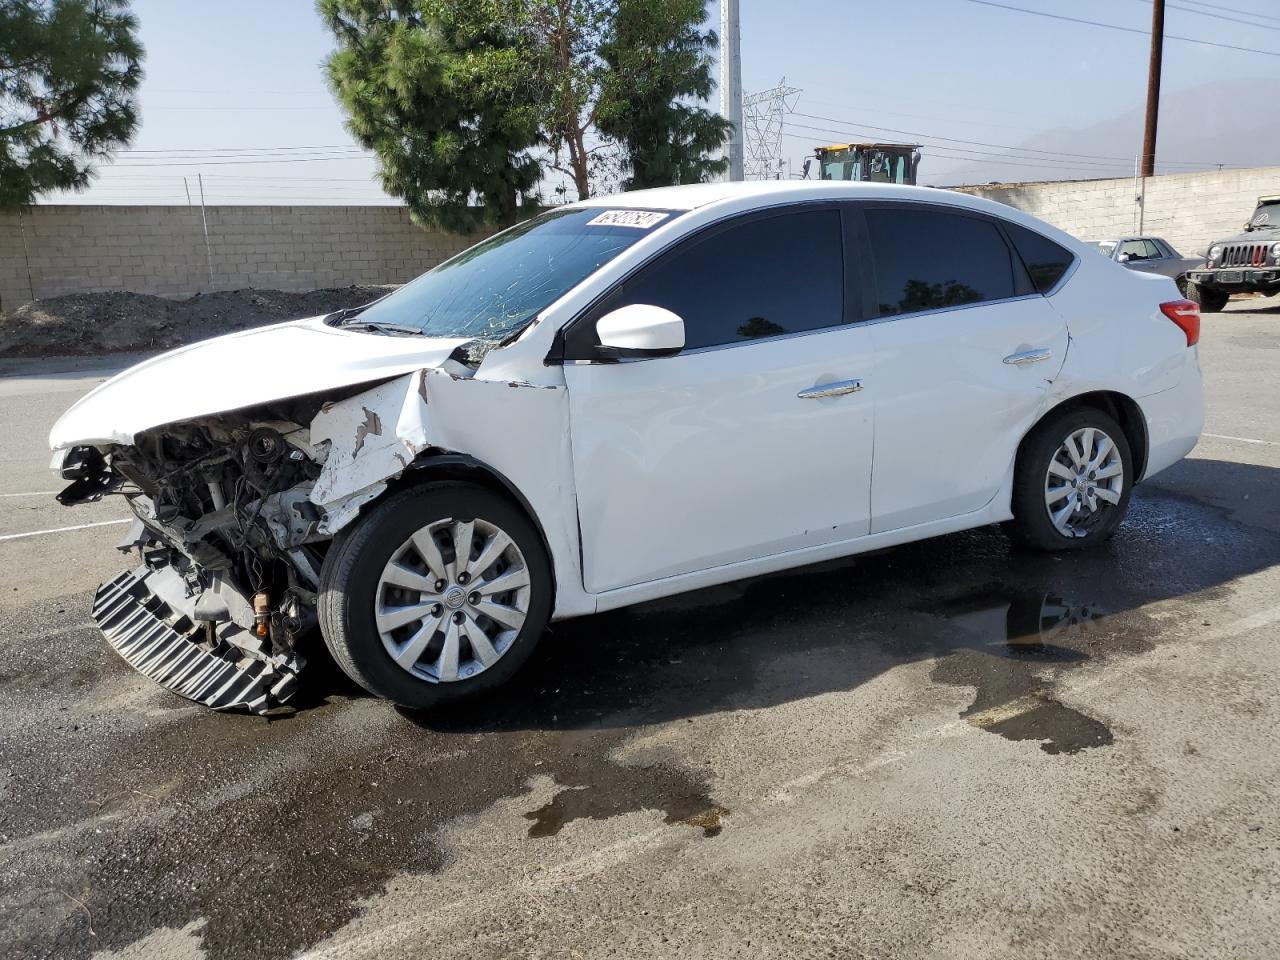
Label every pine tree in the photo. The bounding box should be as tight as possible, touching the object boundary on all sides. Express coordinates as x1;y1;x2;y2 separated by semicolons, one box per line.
320;0;545;232
319;0;731;231
597;0;730;190
0;0;144;212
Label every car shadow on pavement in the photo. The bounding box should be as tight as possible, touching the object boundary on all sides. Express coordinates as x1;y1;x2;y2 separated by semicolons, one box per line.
403;457;1280;746
10;460;1280;960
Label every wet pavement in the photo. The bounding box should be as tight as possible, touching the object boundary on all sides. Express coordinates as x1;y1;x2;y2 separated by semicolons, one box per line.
2;303;1279;960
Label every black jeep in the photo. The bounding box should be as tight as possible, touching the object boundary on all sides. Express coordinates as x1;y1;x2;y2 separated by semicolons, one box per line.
1185;195;1280;312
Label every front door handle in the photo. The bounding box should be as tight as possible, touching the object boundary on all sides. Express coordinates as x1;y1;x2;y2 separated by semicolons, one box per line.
798;378;863;400
1003;348;1052;366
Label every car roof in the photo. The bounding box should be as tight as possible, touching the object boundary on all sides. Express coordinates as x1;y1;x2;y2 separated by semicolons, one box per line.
1096;236;1167;244
570;180;956;212
567;180;1091;257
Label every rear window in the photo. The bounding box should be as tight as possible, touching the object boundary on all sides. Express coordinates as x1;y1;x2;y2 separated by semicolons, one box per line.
1007;223;1076;294
865;207;1016;317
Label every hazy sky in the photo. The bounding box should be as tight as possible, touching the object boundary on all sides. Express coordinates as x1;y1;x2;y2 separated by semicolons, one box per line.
65;0;1280;205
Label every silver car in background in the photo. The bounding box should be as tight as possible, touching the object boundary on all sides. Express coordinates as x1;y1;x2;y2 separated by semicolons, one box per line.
1093;237;1203;295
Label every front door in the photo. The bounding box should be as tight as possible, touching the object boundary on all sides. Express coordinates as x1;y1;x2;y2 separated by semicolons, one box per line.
562;206;876;594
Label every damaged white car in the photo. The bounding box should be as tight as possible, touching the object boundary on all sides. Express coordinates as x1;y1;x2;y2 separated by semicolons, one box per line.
50;182;1204;713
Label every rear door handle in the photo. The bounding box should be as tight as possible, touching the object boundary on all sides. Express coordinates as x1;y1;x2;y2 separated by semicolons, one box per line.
1003;348;1052;366
798;379;863;399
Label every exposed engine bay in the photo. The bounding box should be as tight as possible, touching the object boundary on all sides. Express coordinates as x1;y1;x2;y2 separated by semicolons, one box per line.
60;400;339;712
50;326;574;715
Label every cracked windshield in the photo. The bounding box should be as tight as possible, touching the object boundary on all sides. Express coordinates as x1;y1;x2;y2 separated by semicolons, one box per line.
351;207;675;340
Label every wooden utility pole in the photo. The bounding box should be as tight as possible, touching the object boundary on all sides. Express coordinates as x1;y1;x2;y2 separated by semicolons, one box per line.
1141;0;1165;178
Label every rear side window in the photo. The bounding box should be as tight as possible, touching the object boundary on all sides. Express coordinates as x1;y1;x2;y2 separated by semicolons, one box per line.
612;209;845;351
1006;222;1076;293
865;208;1016;317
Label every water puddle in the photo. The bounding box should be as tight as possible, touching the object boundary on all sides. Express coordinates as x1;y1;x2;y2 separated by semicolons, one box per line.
925;587;1116;754
524;763;727;839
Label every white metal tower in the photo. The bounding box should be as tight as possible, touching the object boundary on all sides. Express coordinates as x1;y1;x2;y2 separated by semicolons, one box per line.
742;79;801;181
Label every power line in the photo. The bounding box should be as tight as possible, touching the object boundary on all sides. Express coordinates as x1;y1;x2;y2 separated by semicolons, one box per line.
1174;0;1280;26
1149;0;1280;32
963;0;1280;57
145;106;333;112
92;175;382;183
117;145;361;155
782;130;1130;174
111;151;367;162
107;154;377;168
786;126;1127;171
790;111;1225;168
783;123;1246;175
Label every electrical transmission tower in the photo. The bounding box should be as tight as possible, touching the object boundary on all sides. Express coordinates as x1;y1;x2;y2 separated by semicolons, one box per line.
742;79;801;181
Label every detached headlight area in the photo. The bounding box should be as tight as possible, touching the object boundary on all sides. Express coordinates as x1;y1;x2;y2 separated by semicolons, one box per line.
57;411;333;713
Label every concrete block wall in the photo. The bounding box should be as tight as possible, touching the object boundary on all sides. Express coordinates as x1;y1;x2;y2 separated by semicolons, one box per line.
0;205;483;310
952;166;1280;256
5;167;1279;309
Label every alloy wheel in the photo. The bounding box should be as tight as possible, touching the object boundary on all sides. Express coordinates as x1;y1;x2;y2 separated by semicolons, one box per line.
374;517;531;683
1043;426;1125;539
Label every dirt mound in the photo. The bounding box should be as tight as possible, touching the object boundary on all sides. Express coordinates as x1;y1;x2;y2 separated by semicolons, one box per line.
0;285;395;358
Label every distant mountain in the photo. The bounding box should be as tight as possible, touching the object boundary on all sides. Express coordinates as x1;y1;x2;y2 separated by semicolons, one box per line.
928;79;1280;187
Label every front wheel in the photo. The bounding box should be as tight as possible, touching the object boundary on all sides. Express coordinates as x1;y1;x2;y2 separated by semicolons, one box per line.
318;482;552;708
1006;408;1134;552
1186;281;1229;313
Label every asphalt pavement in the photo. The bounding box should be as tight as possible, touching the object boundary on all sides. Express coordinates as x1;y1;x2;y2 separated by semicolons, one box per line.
1;304;1278;960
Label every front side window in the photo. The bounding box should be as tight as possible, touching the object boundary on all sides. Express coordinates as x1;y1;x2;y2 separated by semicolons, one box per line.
1118;239;1153;261
610;209;846;351
349;207;675;342
865;207;1016;317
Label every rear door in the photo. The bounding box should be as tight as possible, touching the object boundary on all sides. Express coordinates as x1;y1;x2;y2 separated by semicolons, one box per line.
854;203;1071;534
561;206;876;594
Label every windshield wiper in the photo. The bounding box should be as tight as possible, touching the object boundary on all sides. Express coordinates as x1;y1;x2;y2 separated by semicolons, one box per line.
339;319;427;337
326;305;368;325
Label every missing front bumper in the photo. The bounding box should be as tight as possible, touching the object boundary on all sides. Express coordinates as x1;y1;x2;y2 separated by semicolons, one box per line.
93;567;303;714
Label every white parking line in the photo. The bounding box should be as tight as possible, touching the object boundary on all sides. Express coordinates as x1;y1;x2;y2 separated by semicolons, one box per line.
0;490;59;498
1204;432;1277;447
0;518;131;542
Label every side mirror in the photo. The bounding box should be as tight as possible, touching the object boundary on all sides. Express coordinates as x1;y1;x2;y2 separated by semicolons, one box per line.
595;304;684;359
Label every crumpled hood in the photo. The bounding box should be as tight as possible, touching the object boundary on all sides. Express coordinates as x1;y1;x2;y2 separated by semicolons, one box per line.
50;316;472;448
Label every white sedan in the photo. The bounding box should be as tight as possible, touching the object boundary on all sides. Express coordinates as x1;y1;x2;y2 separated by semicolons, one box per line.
49;181;1204;712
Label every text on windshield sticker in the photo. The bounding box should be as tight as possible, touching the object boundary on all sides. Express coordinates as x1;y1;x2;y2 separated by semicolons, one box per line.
586;210;669;229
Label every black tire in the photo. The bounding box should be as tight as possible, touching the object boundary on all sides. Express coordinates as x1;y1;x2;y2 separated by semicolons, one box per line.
317;481;552;709
1006;407;1134;552
1186;281;1229;313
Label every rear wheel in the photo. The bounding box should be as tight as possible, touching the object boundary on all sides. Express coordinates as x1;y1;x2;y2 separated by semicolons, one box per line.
1186;281;1229;313
318;482;552;708
1007;408;1134;552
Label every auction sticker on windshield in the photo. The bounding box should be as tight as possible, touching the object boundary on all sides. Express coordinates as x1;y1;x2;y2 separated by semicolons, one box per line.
586;210;670;229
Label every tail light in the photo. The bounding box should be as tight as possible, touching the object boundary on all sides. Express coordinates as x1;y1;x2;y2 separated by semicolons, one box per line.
1160;299;1200;346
